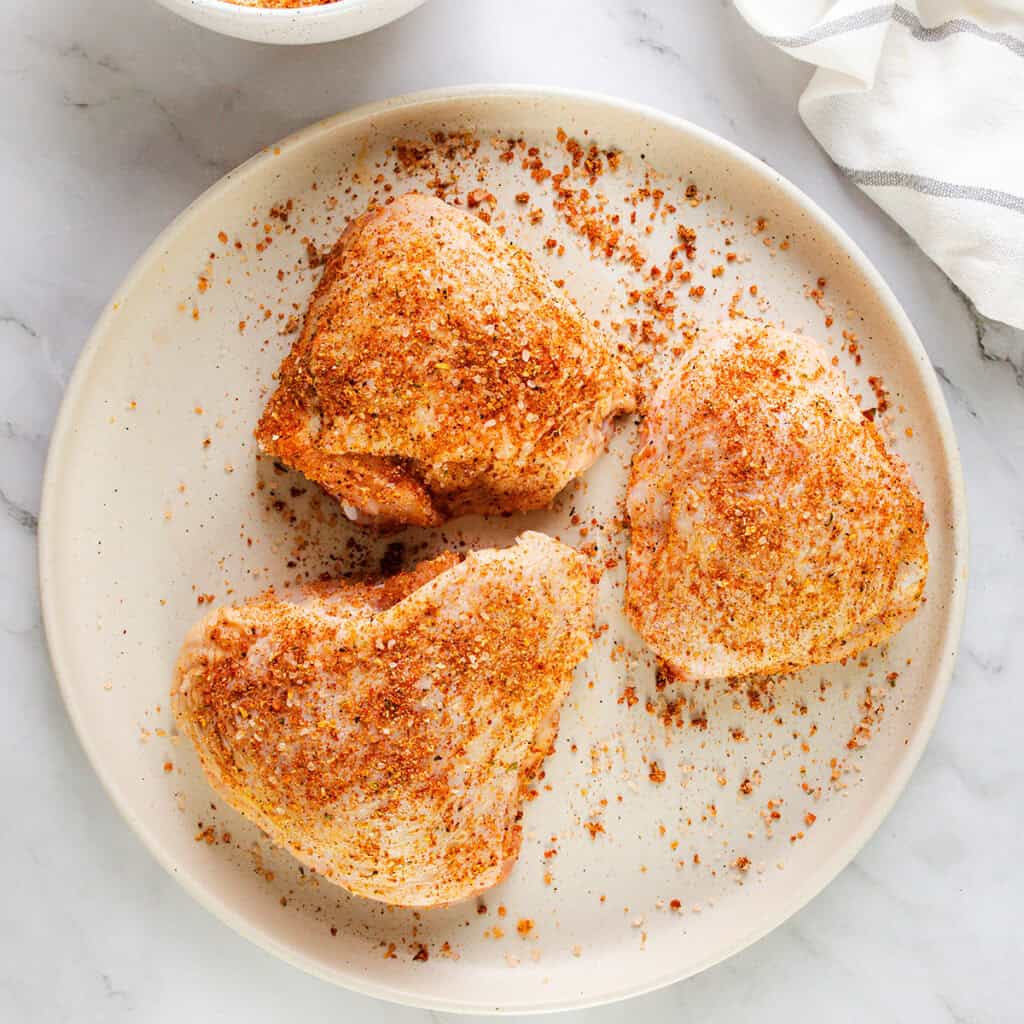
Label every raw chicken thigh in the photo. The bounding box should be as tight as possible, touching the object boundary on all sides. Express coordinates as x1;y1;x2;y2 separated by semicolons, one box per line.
256;192;636;529
172;532;595;907
626;321;928;680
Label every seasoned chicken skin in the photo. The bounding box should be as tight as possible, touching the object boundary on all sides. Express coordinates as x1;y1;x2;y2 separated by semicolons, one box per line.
171;532;595;907
256;192;636;529
626;322;928;679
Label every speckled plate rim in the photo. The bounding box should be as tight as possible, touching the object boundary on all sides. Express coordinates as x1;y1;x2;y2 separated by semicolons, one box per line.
38;84;968;1014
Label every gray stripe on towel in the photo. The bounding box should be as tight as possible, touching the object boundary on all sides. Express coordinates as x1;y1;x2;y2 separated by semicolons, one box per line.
838;166;1024;215
765;4;893;48
891;6;1024;58
767;3;1024;59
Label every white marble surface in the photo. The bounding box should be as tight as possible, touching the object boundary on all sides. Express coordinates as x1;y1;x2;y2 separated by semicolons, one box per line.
1;0;1021;1020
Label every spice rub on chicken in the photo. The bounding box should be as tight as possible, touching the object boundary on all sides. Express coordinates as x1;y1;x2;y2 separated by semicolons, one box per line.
172;532;595;908
256;192;636;530
626;321;928;680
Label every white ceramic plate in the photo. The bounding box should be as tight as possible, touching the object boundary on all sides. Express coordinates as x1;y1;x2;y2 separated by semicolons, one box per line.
154;0;430;44
40;87;967;1014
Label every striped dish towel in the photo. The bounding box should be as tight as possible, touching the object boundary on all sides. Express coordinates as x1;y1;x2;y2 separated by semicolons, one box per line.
734;1;1024;328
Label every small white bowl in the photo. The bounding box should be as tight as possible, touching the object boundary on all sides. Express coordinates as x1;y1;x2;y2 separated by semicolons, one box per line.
155;0;430;44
